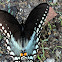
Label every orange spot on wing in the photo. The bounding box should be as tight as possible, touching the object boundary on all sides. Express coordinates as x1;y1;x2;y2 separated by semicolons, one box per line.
20;53;23;56
24;53;27;56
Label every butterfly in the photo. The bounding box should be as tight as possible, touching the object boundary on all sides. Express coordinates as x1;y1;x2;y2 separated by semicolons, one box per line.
0;3;54;61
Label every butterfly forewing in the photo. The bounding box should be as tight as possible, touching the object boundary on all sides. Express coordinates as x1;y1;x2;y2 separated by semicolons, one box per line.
0;10;22;40
24;3;49;39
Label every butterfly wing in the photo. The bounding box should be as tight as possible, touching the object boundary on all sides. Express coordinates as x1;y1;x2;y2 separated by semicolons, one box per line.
0;10;22;56
24;3;49;56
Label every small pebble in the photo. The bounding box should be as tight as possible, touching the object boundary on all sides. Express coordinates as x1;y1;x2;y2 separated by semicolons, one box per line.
56;50;61;57
45;58;55;62
53;0;58;4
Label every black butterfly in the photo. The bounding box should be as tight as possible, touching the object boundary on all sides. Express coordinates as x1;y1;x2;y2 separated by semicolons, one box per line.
0;3;49;61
